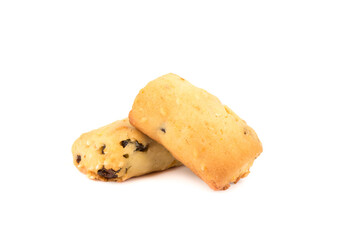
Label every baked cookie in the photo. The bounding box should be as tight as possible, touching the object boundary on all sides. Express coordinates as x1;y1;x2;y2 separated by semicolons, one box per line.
129;73;262;190
72;118;181;182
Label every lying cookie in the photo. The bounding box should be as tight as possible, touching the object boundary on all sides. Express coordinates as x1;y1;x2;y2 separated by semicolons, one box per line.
129;73;262;190
72;118;181;182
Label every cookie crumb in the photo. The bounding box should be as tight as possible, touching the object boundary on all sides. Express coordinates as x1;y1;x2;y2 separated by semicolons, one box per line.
200;163;206;171
193;150;198;158
160;107;166;116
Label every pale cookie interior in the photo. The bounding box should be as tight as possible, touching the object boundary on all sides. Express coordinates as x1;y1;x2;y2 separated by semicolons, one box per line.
72;118;181;182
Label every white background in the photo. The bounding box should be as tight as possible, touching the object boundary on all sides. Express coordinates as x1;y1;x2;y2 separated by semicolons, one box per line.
0;1;358;239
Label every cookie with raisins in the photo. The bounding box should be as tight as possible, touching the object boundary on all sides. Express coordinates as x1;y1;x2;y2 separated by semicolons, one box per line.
72;118;181;182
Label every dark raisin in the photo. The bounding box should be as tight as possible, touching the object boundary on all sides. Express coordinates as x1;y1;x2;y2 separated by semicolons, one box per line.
134;141;148;152
100;145;106;154
123;154;129;158
76;155;81;164
97;167;118;179
160;128;166;133
115;168;122;173
120;139;131;148
244;129;248;135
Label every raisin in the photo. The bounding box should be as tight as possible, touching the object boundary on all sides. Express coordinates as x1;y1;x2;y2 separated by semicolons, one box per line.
100;145;106;154
160;128;166;133
76;155;81;164
97;167;118;179
120;139;131;148
121;139;148;152
244;128;248;135
123;154;129;158
134;141;148;152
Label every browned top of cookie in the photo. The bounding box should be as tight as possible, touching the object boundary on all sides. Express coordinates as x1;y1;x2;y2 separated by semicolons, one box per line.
129;73;262;190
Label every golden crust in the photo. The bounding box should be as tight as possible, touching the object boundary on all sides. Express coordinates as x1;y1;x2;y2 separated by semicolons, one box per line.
72;118;181;182
129;73;262;190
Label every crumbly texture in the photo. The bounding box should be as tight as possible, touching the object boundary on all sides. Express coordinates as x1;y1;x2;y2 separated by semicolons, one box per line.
72;118;181;182
129;73;263;190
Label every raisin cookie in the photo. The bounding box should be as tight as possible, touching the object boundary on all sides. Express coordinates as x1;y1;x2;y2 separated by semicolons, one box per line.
129;73;262;190
72;118;181;182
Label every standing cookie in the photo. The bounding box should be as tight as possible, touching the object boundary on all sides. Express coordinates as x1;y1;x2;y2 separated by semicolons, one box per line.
129;73;262;190
72;118;181;182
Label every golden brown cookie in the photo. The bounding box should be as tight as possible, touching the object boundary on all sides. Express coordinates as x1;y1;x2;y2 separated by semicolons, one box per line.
129;73;262;190
72;118;181;182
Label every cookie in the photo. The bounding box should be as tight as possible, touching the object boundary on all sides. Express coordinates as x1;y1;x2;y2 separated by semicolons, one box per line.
72;118;181;182
129;73;262;190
